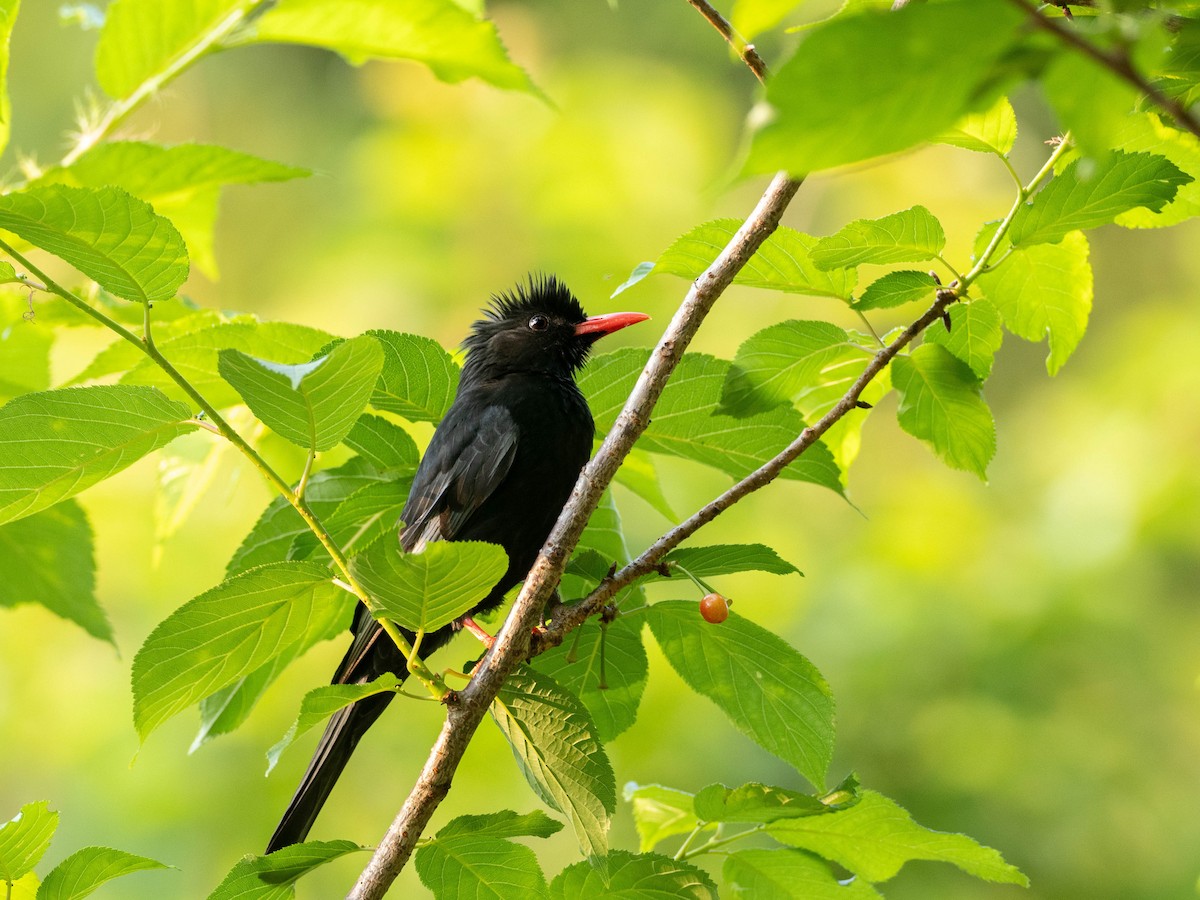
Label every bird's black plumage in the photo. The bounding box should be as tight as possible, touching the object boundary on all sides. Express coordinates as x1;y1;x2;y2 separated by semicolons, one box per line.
266;275;647;852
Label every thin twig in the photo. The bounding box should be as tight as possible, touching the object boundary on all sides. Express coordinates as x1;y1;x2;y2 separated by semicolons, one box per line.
684;0;769;84
1005;0;1200;141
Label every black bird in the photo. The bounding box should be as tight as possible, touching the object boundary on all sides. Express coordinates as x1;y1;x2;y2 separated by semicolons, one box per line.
266;275;648;851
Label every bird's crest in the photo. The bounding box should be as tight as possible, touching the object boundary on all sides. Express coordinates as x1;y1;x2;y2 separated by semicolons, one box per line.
481;273;586;324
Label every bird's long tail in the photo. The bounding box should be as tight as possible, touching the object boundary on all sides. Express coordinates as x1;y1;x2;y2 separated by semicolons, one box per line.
265;689;395;853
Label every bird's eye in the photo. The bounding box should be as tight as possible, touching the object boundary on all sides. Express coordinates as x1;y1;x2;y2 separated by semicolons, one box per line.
528;315;550;332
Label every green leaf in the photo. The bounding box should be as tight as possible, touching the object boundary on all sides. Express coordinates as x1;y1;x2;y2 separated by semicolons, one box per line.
745;0;1023;174
719;320;855;417
123;320;336;409
0;385;191;525
623;784;697;853
853;270;938;311
766;790;1028;884
65;310;223;386
724;849;883;899
46;142;308;277
490;667;617;861
416;837;549;900
811;206;946;270
226;457;383;576
645;601;835;789
639;220;856;301
0;802;57;883
559;491;645;612
436;810;564;841
936;95;1017;156
925;299;1003;379
891;343;995;479
349;540;507;632
612;448;676;521
266;675;400;774
731;0;807;39
343;413;418;471
368;330;460;423
531;612;648;742
288;477;412;562
655;544;801;581
0;319;52;404
95;0;249;99
250;0;538;94
37;847;170;900
1112;115;1200;230
1010;151;1192;246
976;230;1092;375
549;850;717;900
218;335;384;451
9;872;37;900
0;0;20;159
694;783;828;824
206;840;366;900
132;561;351;741
0;185;188;302
0;500;109;641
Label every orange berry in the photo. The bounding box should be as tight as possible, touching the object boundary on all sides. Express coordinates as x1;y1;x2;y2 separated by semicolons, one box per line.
699;593;729;624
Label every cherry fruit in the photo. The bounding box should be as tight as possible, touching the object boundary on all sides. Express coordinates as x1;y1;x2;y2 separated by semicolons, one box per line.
699;593;729;624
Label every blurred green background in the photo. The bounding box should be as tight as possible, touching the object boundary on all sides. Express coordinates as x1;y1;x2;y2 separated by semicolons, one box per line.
2;2;1199;897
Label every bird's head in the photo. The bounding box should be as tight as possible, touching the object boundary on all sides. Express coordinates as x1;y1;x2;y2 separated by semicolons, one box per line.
462;275;649;380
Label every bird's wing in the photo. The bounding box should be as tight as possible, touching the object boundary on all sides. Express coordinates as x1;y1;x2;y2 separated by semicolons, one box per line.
399;403;519;551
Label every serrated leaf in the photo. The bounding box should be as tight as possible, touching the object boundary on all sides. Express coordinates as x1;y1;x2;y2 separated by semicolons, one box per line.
892;343;995;479
132;561;351;741
531;613;648;742
343;413;418;471
490;667;616;861
1010;151;1192;246
218;335;384;452
45;142;308;277
654;544;801;581
0;500;109;641
767;790;1028;884
95;0;250;100
1113;115;1200;229
66;310;223;385
37;847;170;900
925;299;1003;378
0;802;57;883
724;848;883;899
436;810;564;841
549;850;717;900
205;840;366;900
349;540;507;632
719;320;856;417
694;783;828;824
0;185;188;302
123;320;336;409
976;230;1092;375
288;477;411;562
416;837;549;900
645;601;835;789
937;96;1017;156
811;206;945;270
622;784;698;853
266;675;400;774
0;0;20;163
249;0;538;94
746;0;1023;174
0;385;191;525
368;330;460;423
581;350;843;494
853;270;938;311
641;220;856;301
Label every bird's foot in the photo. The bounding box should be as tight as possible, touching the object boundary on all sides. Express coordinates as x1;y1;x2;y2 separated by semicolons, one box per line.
461;616;496;649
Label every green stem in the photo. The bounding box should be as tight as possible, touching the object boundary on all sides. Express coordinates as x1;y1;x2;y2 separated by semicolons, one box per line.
680;824;766;860
61;1;267;167
854;309;884;347
671;561;720;597
673;822;711;860
2;240;444;695
296;449;317;501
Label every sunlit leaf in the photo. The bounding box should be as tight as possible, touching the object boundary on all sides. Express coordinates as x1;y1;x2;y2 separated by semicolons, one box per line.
892;343;994;479
612;447;675;520
549;850;717;899
623;784;697;853
925;299;1003;379
0;318;51;404
937;96;1017;156
0;0;20;160
0;500;109;641
745;0;1023;174
132;561;351;741
694;782;829;823
288;477;411;562
724;849;883;899
0;185;188;302
37;847;170;900
490;667;616;861
343;413;418;471
767;791;1028;884
206;840;366;900
811;206;945;270
415;814;560;900
853;270;938;311
0;801;56;883
0;385;191;525
646;601;834;789
368;330;460;424
435;810;563;840
731;0;808;39
652;544;801;581
349;539;507;632
719;320;855;417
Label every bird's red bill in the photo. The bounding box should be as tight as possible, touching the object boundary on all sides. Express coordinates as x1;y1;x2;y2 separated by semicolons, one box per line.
574;311;651;337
